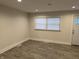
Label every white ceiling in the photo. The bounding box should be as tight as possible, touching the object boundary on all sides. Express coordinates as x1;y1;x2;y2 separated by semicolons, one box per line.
0;0;79;13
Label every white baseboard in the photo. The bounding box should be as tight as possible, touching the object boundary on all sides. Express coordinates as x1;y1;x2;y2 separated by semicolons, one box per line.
0;38;30;54
31;38;71;45
0;38;71;54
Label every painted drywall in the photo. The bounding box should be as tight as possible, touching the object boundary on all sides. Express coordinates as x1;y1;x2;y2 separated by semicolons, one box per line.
0;5;29;51
30;11;76;45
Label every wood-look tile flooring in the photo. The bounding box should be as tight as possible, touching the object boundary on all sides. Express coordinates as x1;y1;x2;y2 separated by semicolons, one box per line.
0;40;79;59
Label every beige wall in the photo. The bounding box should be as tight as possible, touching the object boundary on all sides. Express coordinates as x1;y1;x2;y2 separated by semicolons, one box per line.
0;5;29;51
30;11;76;45
0;4;79;52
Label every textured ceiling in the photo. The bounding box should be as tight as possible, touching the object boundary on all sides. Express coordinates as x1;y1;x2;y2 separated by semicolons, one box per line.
0;0;79;13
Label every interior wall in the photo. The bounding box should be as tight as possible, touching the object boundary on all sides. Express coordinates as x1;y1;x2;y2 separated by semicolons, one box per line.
30;11;75;45
0;5;29;51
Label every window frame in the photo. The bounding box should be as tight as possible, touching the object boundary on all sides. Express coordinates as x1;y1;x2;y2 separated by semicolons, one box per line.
34;16;61;32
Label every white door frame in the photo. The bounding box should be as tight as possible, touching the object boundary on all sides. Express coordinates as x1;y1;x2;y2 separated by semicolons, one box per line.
71;15;79;45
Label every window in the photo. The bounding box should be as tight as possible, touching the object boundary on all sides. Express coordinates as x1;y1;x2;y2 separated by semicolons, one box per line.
34;16;46;30
47;17;60;30
74;16;79;25
34;16;60;31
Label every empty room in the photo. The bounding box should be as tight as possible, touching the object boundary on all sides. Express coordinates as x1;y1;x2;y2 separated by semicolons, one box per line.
0;0;79;59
